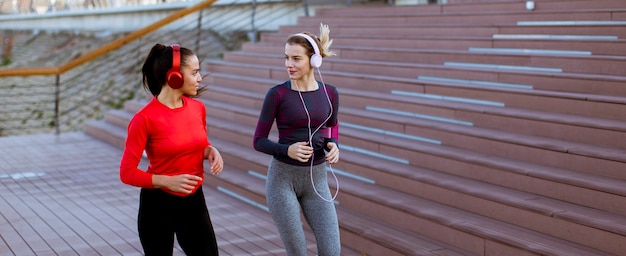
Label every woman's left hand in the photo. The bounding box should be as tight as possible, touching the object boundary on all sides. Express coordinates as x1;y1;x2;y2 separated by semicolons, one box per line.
325;142;340;164
206;146;224;175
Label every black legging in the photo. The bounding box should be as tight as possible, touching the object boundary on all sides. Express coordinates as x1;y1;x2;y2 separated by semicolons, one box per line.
138;186;219;256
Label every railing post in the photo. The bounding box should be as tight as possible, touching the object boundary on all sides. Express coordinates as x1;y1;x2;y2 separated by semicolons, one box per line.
249;0;257;43
302;0;309;17
196;8;203;51
54;74;60;135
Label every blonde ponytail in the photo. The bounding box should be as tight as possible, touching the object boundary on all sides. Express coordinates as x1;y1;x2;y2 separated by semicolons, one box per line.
319;23;336;58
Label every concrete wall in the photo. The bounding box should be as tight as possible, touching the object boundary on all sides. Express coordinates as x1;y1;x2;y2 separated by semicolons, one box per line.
0;0;383;33
0;0;441;34
0;0;335;33
0;1;270;33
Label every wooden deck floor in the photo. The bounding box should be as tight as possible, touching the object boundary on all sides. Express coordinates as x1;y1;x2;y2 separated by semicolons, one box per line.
0;132;360;256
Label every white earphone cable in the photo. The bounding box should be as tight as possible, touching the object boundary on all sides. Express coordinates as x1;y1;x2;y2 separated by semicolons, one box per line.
294;70;339;203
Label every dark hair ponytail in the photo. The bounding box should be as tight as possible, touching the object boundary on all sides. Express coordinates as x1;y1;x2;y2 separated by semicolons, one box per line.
142;44;167;96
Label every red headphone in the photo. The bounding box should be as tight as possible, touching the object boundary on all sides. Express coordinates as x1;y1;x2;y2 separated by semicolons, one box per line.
166;44;183;89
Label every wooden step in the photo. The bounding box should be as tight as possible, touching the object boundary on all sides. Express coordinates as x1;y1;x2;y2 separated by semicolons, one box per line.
205;60;626;150
83;119;126;149
264;32;626;59
207;109;626;246
213;52;626;97
84;89;624;254
89;102;626;255
192;92;626;215
108;97;623;219
199;78;626;182
246;40;626;76
86;112;481;255
315;0;626;17
82;1;626;255
206;126;624;255
206;139;479;256
338;208;477;256
321;58;626;97
277;23;626;39
200;82;626;177
210;55;626;123
299;8;626;27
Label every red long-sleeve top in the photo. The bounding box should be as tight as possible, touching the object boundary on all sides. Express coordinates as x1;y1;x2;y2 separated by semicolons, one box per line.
119;96;210;196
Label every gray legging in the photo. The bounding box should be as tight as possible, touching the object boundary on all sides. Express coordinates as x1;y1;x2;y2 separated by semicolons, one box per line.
266;158;341;256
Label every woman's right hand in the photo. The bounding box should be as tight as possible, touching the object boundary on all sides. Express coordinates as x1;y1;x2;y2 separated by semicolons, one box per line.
153;174;203;195
288;141;313;162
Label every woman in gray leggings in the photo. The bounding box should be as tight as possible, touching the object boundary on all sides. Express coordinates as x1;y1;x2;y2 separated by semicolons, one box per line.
266;159;340;255
253;24;341;255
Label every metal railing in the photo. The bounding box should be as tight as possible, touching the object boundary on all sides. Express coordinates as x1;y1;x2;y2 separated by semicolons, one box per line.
0;0;195;15
0;1;286;135
0;0;306;136
0;0;390;16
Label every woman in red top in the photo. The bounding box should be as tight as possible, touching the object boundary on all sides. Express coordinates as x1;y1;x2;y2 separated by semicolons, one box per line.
120;43;223;255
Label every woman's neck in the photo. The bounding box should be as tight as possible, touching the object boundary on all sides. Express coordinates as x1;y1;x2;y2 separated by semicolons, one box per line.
292;77;318;92
157;89;183;109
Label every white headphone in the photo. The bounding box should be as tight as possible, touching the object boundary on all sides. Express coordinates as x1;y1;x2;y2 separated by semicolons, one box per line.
293;33;338;202
295;33;323;68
